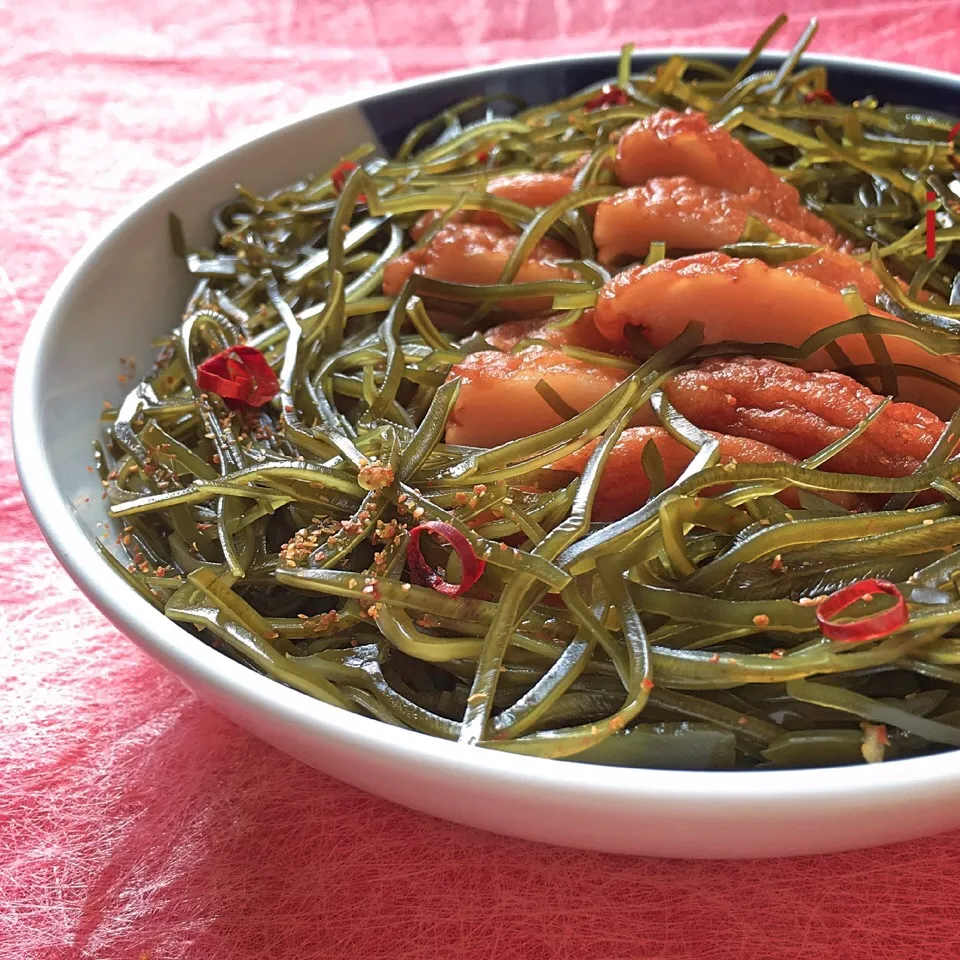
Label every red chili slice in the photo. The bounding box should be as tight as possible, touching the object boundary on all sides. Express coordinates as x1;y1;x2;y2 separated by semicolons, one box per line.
815;578;908;643
802;89;836;105
948;121;960;171
196;345;279;409
330;160;366;202
406;520;486;597
331;160;357;193
585;84;630;111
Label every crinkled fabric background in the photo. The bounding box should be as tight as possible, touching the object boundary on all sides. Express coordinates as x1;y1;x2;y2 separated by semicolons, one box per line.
4;2;960;957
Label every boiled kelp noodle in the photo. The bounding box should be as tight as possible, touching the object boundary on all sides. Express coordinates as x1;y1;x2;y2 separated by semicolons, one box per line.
99;15;960;769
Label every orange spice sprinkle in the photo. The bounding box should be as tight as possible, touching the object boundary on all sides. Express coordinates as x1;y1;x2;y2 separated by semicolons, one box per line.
358;462;395;492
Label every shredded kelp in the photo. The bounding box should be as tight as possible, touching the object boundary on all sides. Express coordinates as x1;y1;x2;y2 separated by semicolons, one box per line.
97;14;960;770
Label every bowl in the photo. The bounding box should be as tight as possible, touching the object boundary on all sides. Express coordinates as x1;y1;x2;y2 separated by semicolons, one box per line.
14;48;960;859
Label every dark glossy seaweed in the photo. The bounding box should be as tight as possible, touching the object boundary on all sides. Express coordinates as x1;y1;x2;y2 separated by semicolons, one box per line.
100;17;960;769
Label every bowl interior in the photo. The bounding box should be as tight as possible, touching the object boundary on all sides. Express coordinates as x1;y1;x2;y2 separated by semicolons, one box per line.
16;48;960;766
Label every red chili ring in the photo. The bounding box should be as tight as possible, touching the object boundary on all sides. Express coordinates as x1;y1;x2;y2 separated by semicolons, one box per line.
331;160;357;193
585;84;630;111
196;344;279;409
330;160;367;202
802;89;836;105
947;121;960;171
406;520;485;597
815;578;908;643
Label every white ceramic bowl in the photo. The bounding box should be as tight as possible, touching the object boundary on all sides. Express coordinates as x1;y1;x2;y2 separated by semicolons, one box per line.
15;49;960;859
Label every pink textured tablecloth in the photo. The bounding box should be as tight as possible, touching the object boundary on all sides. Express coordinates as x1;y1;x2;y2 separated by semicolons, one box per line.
6;2;960;957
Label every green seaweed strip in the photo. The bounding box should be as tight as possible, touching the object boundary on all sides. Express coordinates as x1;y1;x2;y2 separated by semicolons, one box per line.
786;678;960;747
105;24;960;770
534;379;579;420
730;14;787;85
458;407;634;745
166;582;355;711
640;440;667;498
366;282;414;421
